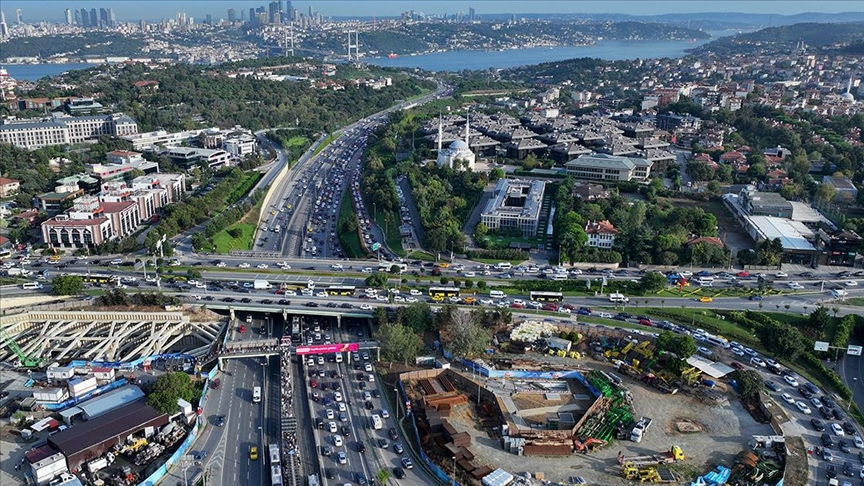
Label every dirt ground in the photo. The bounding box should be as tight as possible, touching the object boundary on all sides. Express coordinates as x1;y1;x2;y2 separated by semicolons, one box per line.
443;358;774;485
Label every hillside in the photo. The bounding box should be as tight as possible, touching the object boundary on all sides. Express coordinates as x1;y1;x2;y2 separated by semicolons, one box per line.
690;22;864;56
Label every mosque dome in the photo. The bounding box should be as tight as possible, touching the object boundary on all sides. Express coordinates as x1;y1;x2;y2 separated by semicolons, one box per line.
840;92;855;102
449;140;469;150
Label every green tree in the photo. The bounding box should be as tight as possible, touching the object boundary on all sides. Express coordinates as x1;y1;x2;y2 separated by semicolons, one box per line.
389;264;402;274
147;372;200;415
377;321;423;365
402;302;434;334
489;168;505;181
441;311;490;358
755;318;806;360
639;272;667;293
186;268;202;280
734;369;764;402
807;306;831;333
365;273;388;288
815;183;837;203
51;275;83;295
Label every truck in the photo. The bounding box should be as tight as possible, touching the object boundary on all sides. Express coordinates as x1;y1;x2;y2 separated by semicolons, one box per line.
630;417;652;443
6;268;31;276
617;446;685;467
253;280;273;290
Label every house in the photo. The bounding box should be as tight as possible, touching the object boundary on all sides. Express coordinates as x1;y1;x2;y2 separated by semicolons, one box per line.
585;220;617;249
571;182;611;201
0;177;21;198
739;189;793;218
565;153;653;182
822;176;858;202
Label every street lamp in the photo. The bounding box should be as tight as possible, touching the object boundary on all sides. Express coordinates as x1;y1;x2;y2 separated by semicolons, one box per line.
451;456;457;486
394;387;400;422
848;377;859;412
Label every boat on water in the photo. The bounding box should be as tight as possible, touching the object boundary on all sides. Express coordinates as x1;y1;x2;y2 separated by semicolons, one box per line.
387;53;398;59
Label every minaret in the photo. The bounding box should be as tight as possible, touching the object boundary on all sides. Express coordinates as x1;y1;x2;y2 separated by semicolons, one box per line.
847;78;853;94
464;108;470;146
437;116;442;152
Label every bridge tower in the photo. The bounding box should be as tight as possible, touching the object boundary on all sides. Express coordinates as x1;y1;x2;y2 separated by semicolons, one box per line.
346;30;359;62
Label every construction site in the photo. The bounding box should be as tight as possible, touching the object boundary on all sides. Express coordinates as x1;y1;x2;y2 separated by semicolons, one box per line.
397;323;777;485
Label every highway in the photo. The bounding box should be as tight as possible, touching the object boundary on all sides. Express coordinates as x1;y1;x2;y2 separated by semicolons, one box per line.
252;81;450;259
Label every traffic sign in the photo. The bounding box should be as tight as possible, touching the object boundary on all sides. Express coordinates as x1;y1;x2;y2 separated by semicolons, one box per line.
814;341;830;352
371;243;381;251
847;345;863;356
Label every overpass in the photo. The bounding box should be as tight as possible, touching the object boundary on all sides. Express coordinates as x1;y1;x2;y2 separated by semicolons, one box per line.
217;338;381;366
202;303;373;327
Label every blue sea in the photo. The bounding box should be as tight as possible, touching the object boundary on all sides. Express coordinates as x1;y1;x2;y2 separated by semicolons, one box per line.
4;35;722;80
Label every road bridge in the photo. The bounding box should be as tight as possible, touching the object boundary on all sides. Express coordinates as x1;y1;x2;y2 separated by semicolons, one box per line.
202;303;373;327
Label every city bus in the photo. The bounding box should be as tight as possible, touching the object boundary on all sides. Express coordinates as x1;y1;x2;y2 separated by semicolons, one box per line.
0;249;11;260
428;287;460;299
325;286;356;296
252;386;262;404
82;274;118;285
529;291;564;302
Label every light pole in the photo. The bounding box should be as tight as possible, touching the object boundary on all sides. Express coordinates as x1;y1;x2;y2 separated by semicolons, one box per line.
451;456;457;486
394;387;399;422
848;377;859;412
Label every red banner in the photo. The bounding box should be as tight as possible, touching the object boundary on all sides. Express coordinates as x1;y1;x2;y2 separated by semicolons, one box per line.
295;343;359;355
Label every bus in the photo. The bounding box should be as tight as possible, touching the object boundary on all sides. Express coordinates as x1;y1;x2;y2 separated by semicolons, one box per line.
269;444;280;465
705;335;730;348
252;386;262;404
326;286;356;296
271;466;283;486
428;287;460;298
82;274;118;285
529;291;564;302
0;249;11;260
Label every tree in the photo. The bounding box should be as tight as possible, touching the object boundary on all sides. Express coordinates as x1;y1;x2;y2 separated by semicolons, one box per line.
402;302;434;334
734;369;765;402
51;275;83;295
489;168;505;181
755;318;806;361
389;264;402;274
365;273;388;288
807;306;831;333
147;372;200;415
639;272;667;294
377;469;392;484
377;321;423;365
441;311;490;358
815;183;837;203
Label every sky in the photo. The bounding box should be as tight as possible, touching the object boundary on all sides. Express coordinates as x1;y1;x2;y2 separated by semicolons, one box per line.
1;0;860;22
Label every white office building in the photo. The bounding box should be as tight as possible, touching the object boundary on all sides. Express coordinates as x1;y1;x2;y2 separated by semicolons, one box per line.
480;179;546;237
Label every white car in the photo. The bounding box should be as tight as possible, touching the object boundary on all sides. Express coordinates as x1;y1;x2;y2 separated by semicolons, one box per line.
783;375;799;387
284;290;297;296
76;255;87;260
215;262;227;267
238;263;250;268
381;409;390;419
844;281;858;287
731;347;745;357
359;303;373;310
333;435;343;446
257;263;269;269
331;264;343;270
316;291;328;297
795;401;812;414
781;393;795;404
405;297;418;303
831;423;845;436
334;391;343;402
775;272;788;278
277;262;291;269
409;289;422;296
326;409;335;419
328;422;337;433
810;397;823;409
750;357;766;367
480;298;494;305
853;435;863;448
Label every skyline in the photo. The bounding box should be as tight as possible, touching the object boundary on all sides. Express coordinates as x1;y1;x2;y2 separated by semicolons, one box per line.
0;1;861;23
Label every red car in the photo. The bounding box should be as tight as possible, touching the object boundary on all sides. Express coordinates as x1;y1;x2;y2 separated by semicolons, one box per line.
737;271;749;278
510;303;524;309
239;325;246;333
638;318;652;326
310;379;318;388
542;303;559;311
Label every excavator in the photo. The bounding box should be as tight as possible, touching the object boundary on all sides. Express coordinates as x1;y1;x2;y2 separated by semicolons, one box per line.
573;437;607;454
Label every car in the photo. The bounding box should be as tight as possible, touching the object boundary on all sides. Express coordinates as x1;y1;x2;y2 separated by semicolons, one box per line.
824;449;835;462
377;438;388;449
749;295;763;301
783;375;799;386
393;443;404;454
401;457;414;469
334;391;343;402
798;386;814;399
389;427;399;440
354;472;367;485
321;445;332;456
854;435;864;448
215;415;226;427
775;272;788;278
833;423;846;436
357;442;366;453
328;422;337;433
360;304;373;310
393;467;406;479
841;441;852;453
812;419;827;431
750;357;766;367
826;463;837;478
325;409;334;419
811;397;824;408
795;401;812;414
698;346;713;356
764;381;782;392
239;325;246;333
249;446;258;460
325;468;335;480
780;393;795;404
844;281;858;287
381;409;390;419
333;435;343;446
337;451;347;464
316;418;324;429
698;296;714;303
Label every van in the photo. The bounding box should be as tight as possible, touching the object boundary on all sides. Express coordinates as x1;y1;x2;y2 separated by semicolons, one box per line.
695;277;714;287
489;290;506;299
493;262;512;270
550;273;568;281
21;282;43;290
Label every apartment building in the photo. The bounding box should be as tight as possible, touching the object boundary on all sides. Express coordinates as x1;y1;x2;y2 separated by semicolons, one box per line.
480;179;546;237
0;113;138;149
565;153;653;182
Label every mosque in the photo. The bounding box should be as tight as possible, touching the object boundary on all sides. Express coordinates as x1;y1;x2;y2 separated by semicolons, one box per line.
436;112;476;171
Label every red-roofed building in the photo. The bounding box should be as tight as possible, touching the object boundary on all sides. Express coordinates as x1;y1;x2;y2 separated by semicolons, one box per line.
585;220;618;249
101;201;140;239
693;153;719;169
719;151;747;165
687;236;724;248
0;177;20;198
766;169;791;186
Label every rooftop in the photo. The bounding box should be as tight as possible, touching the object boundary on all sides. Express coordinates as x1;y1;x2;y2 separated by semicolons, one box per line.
49;400;167;458
566;153;652;170
482;179;546;220
747;216;816;252
78;385;145;420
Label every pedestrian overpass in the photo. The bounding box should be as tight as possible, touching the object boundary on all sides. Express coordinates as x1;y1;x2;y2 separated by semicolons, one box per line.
202;303;373;328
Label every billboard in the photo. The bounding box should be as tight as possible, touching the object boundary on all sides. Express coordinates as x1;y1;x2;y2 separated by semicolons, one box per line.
295;343;359;355
847;345;863;356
